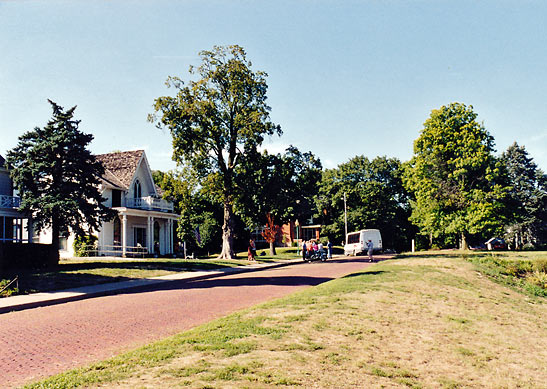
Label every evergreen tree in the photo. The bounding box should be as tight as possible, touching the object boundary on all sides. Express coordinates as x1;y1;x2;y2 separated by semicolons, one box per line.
501;142;547;248
6;100;116;253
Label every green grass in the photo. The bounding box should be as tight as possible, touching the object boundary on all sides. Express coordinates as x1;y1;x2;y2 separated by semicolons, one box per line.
397;250;547;297
24;251;547;388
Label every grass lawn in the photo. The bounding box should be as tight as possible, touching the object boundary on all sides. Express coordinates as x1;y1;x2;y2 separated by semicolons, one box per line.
1;247;307;297
25;251;546;388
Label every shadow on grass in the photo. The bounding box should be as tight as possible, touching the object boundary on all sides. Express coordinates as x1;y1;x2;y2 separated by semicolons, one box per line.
342;270;386;279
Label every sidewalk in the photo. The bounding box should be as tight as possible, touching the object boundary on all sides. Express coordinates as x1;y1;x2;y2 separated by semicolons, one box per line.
0;258;303;314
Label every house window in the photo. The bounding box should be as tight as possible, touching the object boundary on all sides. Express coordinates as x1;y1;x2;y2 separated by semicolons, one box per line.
133;180;142;199
113;217;121;246
59;227;69;251
112;190;121;207
134;227;146;247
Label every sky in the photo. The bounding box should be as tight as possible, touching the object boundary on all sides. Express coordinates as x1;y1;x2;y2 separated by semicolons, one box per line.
1;0;546;173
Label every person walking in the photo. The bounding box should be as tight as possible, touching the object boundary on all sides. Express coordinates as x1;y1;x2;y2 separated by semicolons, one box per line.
248;239;256;261
366;239;374;262
302;241;307;260
327;240;333;259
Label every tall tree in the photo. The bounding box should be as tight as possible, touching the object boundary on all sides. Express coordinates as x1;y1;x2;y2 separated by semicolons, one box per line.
500;142;547;248
403;103;507;249
149;45;281;259
316;155;412;252
6;100;116;253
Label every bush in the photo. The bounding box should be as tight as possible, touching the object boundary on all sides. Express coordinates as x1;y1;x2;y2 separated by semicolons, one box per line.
0;278;19;297
533;259;547;273
504;261;533;277
526;271;547;289
73;235;98;257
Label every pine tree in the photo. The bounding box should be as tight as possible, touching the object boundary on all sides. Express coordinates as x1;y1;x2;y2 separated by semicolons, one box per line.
501;142;547;248
7;100;116;254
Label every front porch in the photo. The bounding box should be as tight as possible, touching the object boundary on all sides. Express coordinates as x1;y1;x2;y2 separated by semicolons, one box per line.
98;208;178;257
0;195;31;243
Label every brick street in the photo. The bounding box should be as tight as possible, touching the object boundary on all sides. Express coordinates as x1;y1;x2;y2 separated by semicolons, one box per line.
0;257;381;387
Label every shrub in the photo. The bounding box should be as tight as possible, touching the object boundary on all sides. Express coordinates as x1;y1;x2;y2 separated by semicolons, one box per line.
73;235;98;257
504;261;533;277
533;259;547;273
0;278;19;297
525;271;547;289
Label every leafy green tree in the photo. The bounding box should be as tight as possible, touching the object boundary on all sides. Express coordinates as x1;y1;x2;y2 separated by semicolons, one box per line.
235;146;322;254
316;155;412;252
149;45;281;259
500;142;547;248
6;100;116;253
403;103;507;249
153;168;223;256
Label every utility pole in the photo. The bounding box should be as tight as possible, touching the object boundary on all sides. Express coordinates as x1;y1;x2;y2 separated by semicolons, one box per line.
344;192;348;245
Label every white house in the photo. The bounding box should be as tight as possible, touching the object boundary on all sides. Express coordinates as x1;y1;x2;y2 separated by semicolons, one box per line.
0;155;31;243
36;150;179;257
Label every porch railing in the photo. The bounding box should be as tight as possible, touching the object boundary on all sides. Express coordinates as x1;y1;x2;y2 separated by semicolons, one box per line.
77;244;149;258
125;196;174;212
0;195;21;209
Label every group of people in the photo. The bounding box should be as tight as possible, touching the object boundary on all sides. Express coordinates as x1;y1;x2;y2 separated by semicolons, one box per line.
301;240;333;260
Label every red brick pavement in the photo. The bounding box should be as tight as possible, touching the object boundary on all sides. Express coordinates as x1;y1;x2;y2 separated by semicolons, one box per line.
0;257;383;387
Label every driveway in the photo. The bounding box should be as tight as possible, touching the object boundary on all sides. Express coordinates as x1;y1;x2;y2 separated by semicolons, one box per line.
0;256;387;387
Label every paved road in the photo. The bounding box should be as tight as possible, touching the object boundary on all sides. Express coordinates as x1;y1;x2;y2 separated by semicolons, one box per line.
0;256;385;387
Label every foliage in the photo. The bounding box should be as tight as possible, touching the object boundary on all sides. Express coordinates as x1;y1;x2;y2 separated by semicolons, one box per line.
73;235;98;257
403;103;507;249
465;254;547;297
6;100;117;253
500;142;547;249
0;278;18;297
149;45;281;259
316;155;413;252
153;168;223;255
260;213;281;255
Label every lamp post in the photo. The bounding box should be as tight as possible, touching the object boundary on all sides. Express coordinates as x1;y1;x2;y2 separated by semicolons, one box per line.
343;192;348;245
295;219;300;255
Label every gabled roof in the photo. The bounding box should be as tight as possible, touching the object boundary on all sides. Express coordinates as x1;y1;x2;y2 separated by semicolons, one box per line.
0;155;5;169
96;150;144;190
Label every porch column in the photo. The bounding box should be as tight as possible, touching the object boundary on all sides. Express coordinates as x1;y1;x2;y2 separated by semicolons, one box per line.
169;219;174;254
122;214;127;257
167;219;172;254
147;216;152;254
27;217;33;243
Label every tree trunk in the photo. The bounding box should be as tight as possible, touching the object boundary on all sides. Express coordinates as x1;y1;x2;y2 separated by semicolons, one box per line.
51;216;60;254
218;202;236;259
461;232;468;250
269;241;276;256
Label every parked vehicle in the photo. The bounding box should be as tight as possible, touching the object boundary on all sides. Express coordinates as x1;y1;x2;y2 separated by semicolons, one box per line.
344;229;382;256
485;238;506;250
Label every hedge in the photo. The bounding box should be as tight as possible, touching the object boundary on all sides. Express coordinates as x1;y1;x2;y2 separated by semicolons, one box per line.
0;242;59;276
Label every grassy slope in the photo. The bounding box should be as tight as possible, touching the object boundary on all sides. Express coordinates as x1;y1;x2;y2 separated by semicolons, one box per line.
25;253;546;388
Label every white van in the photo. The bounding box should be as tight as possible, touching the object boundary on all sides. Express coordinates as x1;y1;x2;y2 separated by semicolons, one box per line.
344;229;382;256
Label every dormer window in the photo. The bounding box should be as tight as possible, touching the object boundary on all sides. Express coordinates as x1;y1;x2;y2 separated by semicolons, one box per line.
133;179;142;199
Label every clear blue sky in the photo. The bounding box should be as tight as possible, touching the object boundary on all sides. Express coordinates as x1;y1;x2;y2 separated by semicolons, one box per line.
1;0;546;172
